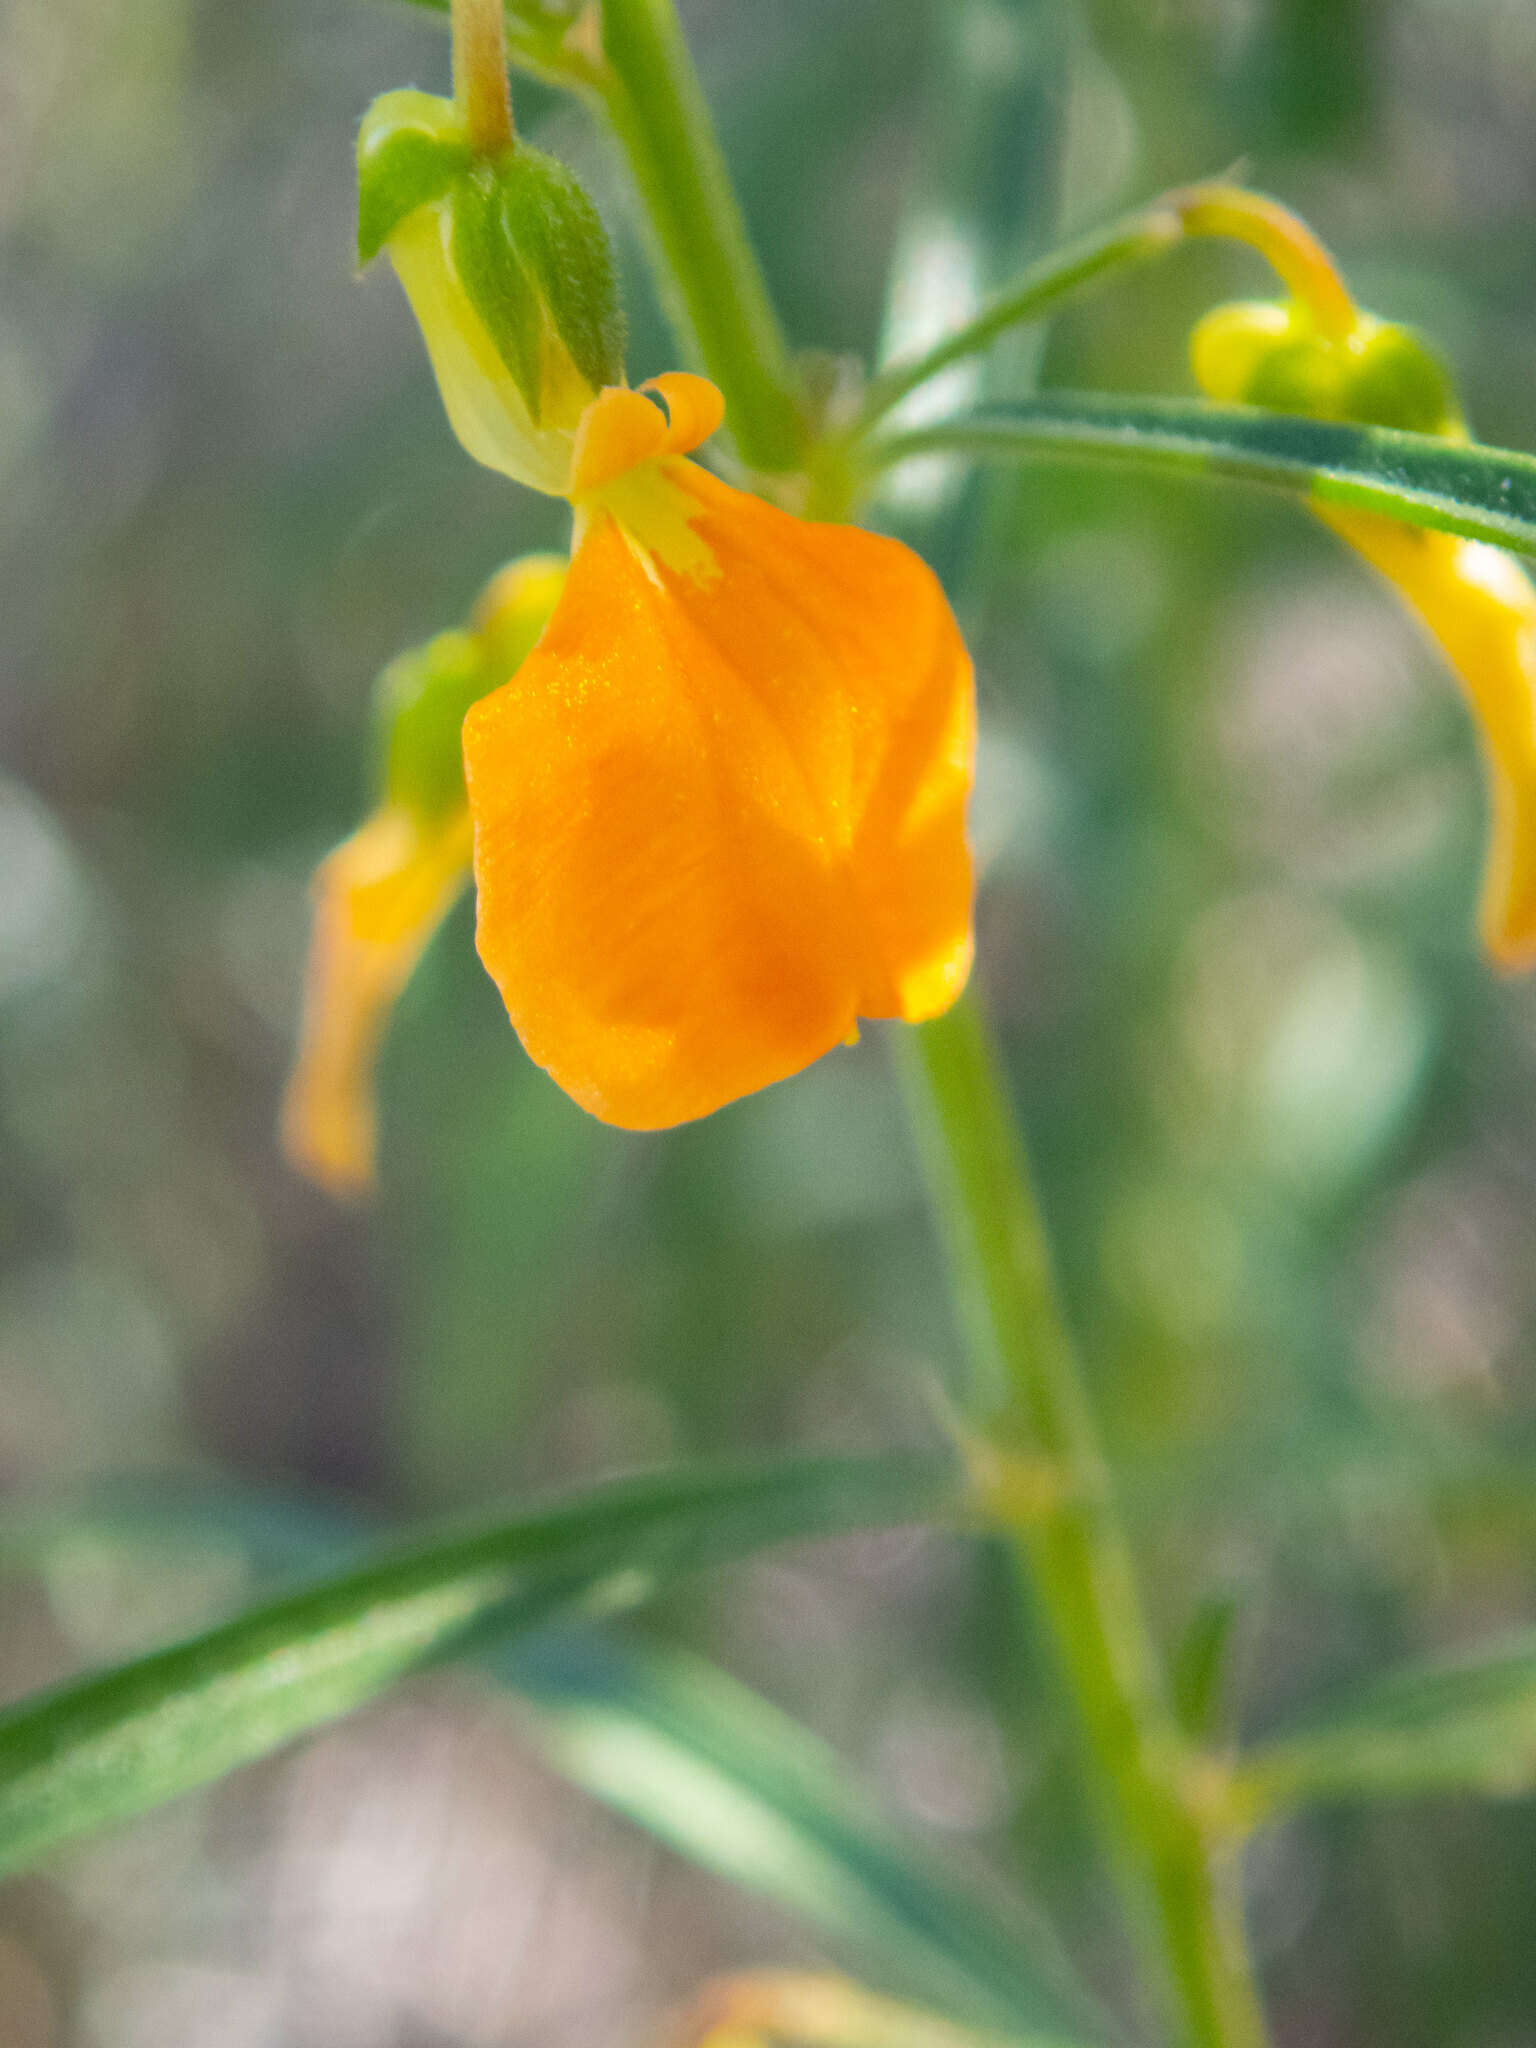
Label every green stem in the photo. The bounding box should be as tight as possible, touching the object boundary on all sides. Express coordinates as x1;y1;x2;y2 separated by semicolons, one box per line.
580;9;1267;2040
857;205;1184;430
893;996;1269;2048
451;0;514;152
596;0;807;472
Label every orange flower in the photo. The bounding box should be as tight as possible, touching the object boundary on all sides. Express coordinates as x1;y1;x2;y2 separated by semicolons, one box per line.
462;374;976;1128
281;806;473;1195
282;556;566;1195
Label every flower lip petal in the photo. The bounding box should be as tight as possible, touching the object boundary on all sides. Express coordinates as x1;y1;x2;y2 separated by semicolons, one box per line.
641;373;726;457
568;374;726;499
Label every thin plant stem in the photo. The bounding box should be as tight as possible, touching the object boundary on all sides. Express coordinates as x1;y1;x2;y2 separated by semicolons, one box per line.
1170;184;1356;338
596;0;806;473
892;998;1270;2048
856;205;1185;430
451;0;514;152
589;13;1270;2044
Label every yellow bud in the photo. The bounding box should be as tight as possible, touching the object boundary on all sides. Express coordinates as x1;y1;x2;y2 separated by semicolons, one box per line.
1189;300;1293;405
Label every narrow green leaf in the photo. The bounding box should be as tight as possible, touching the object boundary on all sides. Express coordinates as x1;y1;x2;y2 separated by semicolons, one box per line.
502;1629;1103;2044
1234;1628;1536;1819
870;396;1536;558
0;1452;954;1878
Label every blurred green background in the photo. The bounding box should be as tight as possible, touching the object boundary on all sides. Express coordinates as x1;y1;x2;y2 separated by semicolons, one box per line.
3;0;1536;2041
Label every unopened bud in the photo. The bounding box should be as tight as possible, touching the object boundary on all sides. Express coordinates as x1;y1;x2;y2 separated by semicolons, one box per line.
373;553;568;821
1192;297;1463;438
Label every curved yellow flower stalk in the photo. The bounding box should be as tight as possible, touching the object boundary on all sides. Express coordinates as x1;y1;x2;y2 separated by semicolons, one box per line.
1183;185;1536;970
282;556;566;1196
461;375;975;1128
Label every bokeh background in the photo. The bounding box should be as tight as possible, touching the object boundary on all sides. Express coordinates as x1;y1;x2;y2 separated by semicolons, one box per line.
3;0;1536;2041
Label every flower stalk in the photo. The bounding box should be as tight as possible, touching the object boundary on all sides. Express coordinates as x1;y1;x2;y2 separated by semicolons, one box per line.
596;0;806;473
451;0;514;153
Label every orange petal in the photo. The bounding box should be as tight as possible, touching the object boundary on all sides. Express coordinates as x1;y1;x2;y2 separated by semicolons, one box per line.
569;387;673;496
642;372;726;456
1318;507;1536;970
463;470;974;1128
568;375;726;498
281;806;472;1194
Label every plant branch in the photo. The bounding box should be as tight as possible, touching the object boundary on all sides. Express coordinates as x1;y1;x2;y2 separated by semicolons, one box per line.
893;997;1269;2048
856;206;1184;430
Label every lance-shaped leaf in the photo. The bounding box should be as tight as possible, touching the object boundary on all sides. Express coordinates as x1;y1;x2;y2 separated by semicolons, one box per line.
0;1451;955;1878
501;1628;1104;2044
1234;1628;1536;1819
870;396;1536;559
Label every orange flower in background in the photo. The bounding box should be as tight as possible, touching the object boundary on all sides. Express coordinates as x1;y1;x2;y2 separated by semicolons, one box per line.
1310;509;1536;971
281;806;473;1195
463;375;976;1128
282;556;567;1195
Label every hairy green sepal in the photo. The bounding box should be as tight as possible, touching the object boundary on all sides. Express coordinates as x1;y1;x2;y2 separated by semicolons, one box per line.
498;144;626;394
450;143;625;421
356;90;472;267
450;163;547;415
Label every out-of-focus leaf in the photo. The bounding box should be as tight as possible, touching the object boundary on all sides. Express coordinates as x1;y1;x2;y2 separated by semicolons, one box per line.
1170;1593;1243;1744
0;1451;955;1878
501;1628;1104;2044
1235;1629;1536;1818
873;397;1536;558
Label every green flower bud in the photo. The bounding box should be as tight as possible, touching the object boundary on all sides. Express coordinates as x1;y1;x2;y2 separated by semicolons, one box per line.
1192;297;1465;439
373;630;493;822
1342;322;1462;438
356;90;625;494
372;554;567;821
1189;300;1294;406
